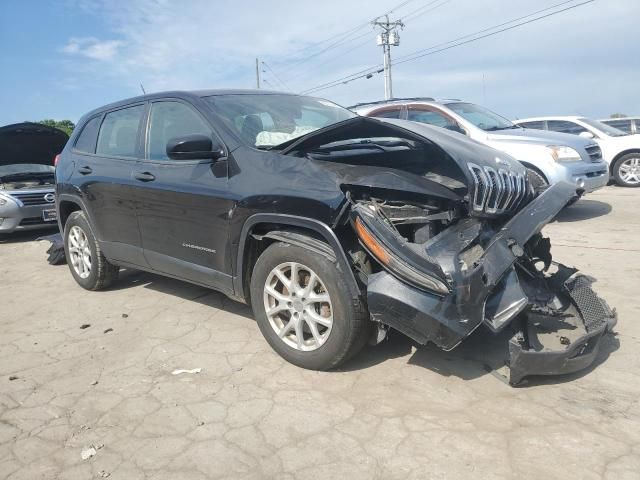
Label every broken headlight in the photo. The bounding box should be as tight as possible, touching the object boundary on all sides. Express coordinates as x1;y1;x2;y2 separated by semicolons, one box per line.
354;217;450;295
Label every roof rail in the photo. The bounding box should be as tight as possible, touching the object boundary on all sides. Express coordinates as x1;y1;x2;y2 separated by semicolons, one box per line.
348;96;435;109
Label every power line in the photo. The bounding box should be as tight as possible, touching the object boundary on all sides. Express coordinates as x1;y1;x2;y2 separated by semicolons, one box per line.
301;0;594;95
399;0;448;22
261;61;290;90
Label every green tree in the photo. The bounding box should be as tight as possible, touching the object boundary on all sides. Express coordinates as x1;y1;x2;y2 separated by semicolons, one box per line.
37;119;75;136
609;113;628;119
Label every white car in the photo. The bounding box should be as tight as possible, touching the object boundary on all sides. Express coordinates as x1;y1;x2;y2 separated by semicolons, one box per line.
515;116;640;187
599;117;640;135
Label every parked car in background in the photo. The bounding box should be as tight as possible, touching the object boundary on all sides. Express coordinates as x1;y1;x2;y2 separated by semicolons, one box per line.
599;117;640;135
54;89;616;385
515;116;640;187
0;122;67;233
351;98;609;197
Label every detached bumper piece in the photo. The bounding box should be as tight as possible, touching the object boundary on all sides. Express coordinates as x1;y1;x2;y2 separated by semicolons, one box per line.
507;274;617;386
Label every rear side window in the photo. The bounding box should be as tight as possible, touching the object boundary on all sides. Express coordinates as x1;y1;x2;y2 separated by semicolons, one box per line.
147;101;213;160
74;116;101;153
603;119;632;134
96;105;144;157
519;120;545;130
547;120;588;135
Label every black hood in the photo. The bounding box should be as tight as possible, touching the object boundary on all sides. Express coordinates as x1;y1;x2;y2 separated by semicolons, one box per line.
0;122;69;167
280;116;526;178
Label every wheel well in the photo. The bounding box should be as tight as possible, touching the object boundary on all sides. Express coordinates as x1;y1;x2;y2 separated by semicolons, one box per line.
58;200;82;229
519;162;548;182
239;224;331;303
611;149;640;174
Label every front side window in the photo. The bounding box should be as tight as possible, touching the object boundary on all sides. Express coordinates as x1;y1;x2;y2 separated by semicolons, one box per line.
206;94;355;148
74;116;101;154
602;119;632;134
408;108;458;129
446;102;515;131
96;105;144;157
371;108;402;119
579;118;628;137
147;102;213;160
546;120;589;136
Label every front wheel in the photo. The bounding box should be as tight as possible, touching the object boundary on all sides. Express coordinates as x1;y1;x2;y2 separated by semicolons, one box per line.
250;241;368;370
613;154;640;187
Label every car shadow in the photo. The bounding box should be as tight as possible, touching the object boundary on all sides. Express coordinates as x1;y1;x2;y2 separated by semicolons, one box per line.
0;227;58;244
104;269;620;388
341;325;620;387
554;199;612;223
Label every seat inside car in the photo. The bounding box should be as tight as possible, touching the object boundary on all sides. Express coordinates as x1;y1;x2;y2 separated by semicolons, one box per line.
240;114;264;145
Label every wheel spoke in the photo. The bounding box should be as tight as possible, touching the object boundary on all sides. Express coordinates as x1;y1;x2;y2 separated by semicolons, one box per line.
278;319;294;338
305;319;323;346
307;291;330;304
302;272;318;296
266;303;288;316
305;308;332;328
273;268;291;290
294;320;304;348
265;285;289;304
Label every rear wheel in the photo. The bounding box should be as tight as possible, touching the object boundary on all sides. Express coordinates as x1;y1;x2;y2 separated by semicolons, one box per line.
613;154;640;187
250;241;368;370
64;211;119;290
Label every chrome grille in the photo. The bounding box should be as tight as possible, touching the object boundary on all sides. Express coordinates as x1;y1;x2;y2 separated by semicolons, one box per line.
468;163;529;215
8;190;55;206
585;145;602;162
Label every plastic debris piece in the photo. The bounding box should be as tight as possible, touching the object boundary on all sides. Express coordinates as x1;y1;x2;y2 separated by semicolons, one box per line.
103;328;113;334
171;368;202;375
80;324;91;330
8;376;18;381
81;446;97;460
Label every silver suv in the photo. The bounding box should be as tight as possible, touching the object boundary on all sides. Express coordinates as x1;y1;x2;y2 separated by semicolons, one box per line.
351;98;609;196
0;122;67;233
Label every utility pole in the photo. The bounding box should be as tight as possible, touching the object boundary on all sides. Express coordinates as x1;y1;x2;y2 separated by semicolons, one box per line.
372;15;403;100
255;58;260;89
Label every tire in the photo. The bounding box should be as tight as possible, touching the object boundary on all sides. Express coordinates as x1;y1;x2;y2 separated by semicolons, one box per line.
250;241;368;370
525;167;549;190
64;211;119;290
612;154;640;187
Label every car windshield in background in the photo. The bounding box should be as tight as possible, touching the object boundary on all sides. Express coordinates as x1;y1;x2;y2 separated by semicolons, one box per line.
0;163;55;176
206;94;356;148
580;118;628;137
447;102;516;131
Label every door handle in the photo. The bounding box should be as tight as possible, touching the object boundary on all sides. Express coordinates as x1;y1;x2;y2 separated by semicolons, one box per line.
78;166;92;175
134;171;156;182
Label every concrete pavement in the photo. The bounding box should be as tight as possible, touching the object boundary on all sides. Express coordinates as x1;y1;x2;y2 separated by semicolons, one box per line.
1;185;639;479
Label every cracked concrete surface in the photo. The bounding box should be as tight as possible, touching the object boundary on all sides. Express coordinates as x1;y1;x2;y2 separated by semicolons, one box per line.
1;186;639;479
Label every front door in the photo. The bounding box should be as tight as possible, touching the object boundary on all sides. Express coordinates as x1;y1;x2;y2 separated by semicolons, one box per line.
134;99;234;293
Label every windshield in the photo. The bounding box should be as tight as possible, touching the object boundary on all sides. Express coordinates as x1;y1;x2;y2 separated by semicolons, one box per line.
446;102;516;131
580;118;628;137
205;94;355;148
0;163;55;176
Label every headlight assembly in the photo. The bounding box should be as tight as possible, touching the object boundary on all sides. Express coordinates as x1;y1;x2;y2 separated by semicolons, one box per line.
547;145;582;162
354;217;450;295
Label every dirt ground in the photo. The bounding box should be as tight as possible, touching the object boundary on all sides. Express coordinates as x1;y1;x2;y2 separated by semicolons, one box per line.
1;185;639;480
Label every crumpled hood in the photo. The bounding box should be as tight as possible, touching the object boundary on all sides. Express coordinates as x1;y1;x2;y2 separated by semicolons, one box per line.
281;116;526;177
0;122;69;167
487;127;594;148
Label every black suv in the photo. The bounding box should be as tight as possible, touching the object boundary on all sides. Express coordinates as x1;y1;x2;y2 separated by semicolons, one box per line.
56;90;616;384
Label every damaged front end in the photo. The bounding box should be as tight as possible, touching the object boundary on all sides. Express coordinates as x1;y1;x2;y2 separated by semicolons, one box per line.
351;181;616;385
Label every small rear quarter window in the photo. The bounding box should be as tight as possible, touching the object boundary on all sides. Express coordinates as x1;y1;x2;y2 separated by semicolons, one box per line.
74;116;101;153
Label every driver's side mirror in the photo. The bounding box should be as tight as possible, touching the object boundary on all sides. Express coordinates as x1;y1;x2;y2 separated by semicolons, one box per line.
166;134;225;161
579;131;595;139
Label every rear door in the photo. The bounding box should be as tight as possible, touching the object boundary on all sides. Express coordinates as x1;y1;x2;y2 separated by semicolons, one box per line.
134;98;234;292
73;103;147;266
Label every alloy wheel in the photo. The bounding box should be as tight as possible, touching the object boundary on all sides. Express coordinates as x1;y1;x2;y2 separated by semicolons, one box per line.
619;157;640;185
68;225;92;279
263;262;333;352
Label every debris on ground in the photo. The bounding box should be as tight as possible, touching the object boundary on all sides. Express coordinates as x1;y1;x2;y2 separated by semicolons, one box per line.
121;314;128;318
80;324;91;329
80;446;97;460
103;328;113;334
90;380;99;386
98;471;111;478
37;233;66;265
171;368;202;375
8;375;18;381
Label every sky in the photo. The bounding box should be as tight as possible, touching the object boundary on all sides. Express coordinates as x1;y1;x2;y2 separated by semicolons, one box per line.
0;0;638;126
